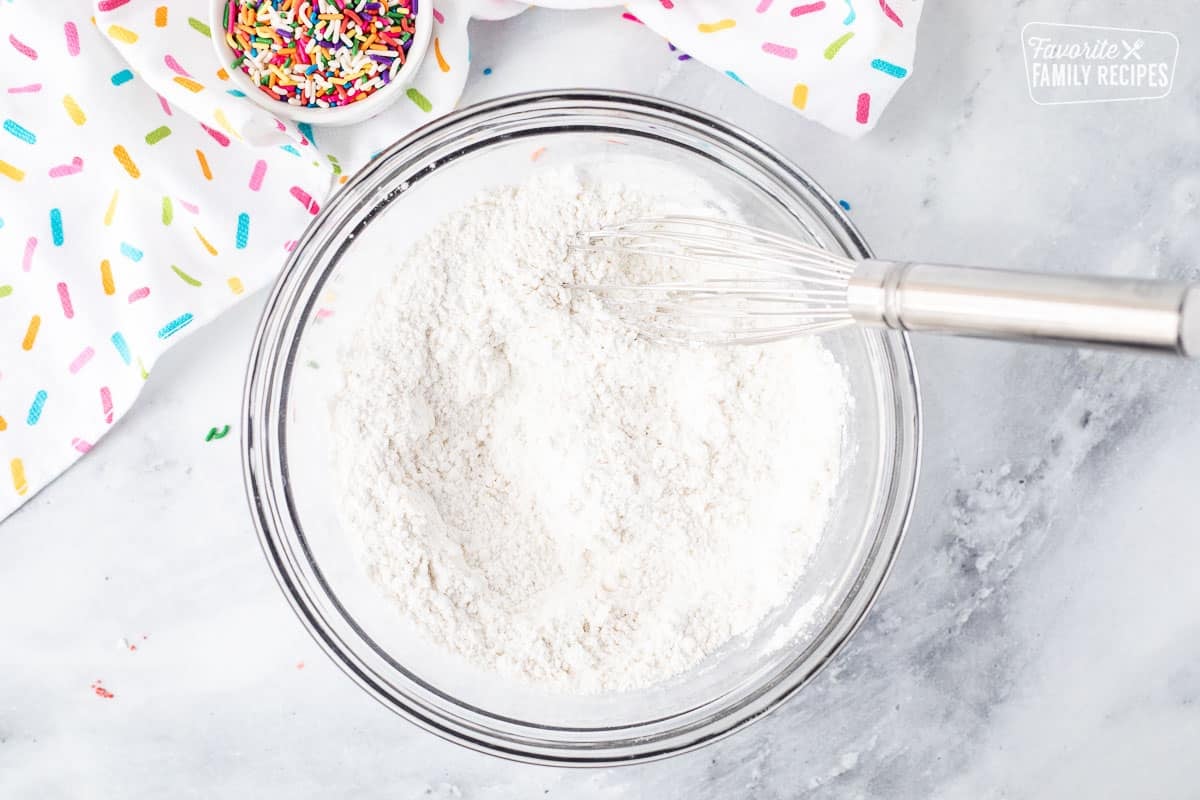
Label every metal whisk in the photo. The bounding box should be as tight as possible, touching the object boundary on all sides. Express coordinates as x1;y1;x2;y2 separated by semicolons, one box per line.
569;216;1200;356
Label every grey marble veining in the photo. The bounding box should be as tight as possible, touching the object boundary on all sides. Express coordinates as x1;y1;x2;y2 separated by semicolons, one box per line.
3;3;1199;797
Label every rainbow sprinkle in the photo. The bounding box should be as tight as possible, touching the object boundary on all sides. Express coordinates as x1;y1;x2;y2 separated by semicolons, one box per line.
223;0;419;109
157;312;194;339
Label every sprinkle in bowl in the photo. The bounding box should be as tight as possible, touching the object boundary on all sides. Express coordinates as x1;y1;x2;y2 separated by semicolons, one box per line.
207;0;432;126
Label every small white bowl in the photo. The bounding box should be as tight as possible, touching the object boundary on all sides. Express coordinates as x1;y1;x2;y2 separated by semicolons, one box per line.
208;0;432;126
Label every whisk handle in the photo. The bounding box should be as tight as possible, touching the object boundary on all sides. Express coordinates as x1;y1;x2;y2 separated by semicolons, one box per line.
846;261;1200;357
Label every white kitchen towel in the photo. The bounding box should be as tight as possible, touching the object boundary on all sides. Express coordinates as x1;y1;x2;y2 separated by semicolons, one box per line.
0;0;921;519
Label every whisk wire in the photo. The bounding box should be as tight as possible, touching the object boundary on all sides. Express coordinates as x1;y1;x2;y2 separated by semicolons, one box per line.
568;216;857;344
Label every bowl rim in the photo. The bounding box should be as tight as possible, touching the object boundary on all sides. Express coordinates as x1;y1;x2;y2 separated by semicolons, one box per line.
206;0;432;126
242;89;923;767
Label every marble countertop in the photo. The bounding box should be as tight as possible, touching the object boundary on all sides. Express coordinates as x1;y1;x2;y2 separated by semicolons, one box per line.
4;3;1199;797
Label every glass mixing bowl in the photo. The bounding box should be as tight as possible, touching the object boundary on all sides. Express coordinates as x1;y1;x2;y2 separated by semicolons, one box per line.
242;91;921;766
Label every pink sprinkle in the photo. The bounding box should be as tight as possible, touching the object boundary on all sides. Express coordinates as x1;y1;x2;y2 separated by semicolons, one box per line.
178;199;200;214
756;0;773;10
164;54;191;77
57;282;74;318
9;35;37;60
856;92;871;124
127;287;150;303
659;0;674;7
432;8;444;24
791;2;826;14
289;186;319;214
273;118;286;132
200;124;230;147
64;22;80;56
49;156;84;178
315;308;334;320
878;0;903;26
249;160;267;191
621;12;642;23
71;437;93;453
97;0;131;10
157;93;172;116
762;42;798;59
7;84;42;93
22;237;36;272
68;347;95;374
284;240;297;252
101;387;113;424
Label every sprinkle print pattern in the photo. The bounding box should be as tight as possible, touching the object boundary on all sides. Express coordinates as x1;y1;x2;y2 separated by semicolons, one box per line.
791;3;826;16
145;125;171;145
110;333;131;365
68;347;94;375
49;208;64;245
762;42;798;59
632;0;917;136
0;160;27;181
4;119;37;144
0;0;330;516
56;282;74;318
64;22;81;57
824;31;855;60
22;316;41;351
170;265;201;286
48;156;84;178
119;242;143;262
62;94;86;125
406;87;432;112
112;145;140;178
22;237;37;271
9;35;38;60
103;190;119;226
100;260;115;295
856;91;871;123
27;390;48;425
196;149;212;180
157;313;194;339
792;82;809;109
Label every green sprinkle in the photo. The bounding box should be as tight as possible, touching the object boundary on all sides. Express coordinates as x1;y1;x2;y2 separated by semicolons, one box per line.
824;31;855;60
144;125;171;145
161;196;173;225
0;285;12;298
406;87;432;112
222;2;229;29
188;16;212;37
170;264;203;287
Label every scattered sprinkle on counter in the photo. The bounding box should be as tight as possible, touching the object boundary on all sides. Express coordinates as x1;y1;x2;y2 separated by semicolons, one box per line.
223;0;418;108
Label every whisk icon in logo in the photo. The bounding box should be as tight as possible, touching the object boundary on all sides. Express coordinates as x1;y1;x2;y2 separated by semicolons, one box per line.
1022;22;1179;105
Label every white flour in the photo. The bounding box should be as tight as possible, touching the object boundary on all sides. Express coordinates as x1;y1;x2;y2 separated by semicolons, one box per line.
333;169;851;692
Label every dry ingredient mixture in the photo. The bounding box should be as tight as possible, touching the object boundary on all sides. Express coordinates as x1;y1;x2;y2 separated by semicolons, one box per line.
333;169;851;693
